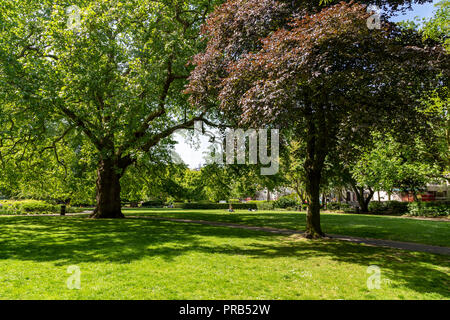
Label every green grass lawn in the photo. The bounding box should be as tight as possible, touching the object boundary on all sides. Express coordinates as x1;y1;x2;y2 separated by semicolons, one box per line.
123;208;450;247
0;215;448;299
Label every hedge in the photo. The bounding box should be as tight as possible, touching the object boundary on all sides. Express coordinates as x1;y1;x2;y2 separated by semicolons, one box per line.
140;200;164;208
171;200;309;211
246;200;274;210
0;200;83;215
368;201;409;215
407;201;450;217
327;202;352;211
172;202;258;210
0;200;88;215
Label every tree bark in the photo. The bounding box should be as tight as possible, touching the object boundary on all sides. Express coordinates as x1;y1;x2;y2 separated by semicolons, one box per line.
302;112;328;239
90;157;124;218
353;186;374;213
305;170;324;238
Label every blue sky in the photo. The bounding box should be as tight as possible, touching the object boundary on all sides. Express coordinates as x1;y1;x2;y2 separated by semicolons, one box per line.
174;0;444;169
390;0;442;22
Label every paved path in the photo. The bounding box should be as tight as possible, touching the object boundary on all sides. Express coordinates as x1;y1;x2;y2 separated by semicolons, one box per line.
128;215;450;256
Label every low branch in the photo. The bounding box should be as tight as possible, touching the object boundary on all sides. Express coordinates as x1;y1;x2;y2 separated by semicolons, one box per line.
139;113;206;153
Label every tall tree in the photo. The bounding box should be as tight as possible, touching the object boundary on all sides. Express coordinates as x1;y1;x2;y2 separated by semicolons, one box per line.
0;0;219;217
186;0;448;237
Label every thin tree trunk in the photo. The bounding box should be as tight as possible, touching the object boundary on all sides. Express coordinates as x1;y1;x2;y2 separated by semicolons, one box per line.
352;185;374;213
305;171;324;238
301;108;330;238
294;182;305;211
90;158;124;218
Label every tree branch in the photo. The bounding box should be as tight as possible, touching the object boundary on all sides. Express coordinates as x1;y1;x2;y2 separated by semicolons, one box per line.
58;105;102;149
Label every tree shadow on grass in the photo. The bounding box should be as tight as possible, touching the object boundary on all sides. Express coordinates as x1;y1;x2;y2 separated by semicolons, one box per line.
126;209;450;247
0;216;448;298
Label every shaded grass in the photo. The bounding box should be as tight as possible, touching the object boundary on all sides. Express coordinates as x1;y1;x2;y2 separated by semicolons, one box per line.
124;208;450;247
0;215;448;299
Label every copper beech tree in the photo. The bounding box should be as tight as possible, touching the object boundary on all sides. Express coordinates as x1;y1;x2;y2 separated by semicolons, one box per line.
186;1;448;237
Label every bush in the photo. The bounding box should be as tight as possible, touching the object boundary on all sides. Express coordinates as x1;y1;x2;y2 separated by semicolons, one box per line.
171;201;279;210
141;200;164;208
325;202;353;212
0;200;59;215
172;202;258;210
327;202;351;211
66;206;88;213
273;196;298;209
343;205;356;213
246;200;274;210
407;201;450;217
368;201;409;215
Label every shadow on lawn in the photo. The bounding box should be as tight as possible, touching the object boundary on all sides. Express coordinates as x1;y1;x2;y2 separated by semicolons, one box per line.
126;208;450;247
0;216;448;297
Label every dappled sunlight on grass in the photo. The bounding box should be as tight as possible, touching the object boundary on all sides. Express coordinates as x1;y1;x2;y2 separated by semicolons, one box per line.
0;215;448;299
124;208;450;247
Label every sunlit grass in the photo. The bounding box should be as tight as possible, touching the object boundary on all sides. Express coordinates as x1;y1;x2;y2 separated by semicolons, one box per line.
0;215;448;299
124;208;450;247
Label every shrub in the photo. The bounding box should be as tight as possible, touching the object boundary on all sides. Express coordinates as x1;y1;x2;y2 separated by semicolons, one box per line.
343;205;356;213
141;200;164;208
66;206;88;213
255;201;274;210
273;196;298;209
246;200;274;210
407;201;450;217
327;202;351;211
0;200;59;215
172;202;257;210
327;202;339;210
171;201;280;210
368;201;409;215
326;202;353;212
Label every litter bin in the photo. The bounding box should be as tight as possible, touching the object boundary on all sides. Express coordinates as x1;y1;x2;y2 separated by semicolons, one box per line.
60;205;66;216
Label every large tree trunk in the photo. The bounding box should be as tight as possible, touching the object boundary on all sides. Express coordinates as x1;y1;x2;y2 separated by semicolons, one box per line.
90;158;124;218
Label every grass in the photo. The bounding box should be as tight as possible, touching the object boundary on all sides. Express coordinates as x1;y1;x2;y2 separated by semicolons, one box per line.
123;208;450;247
0;215;449;299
